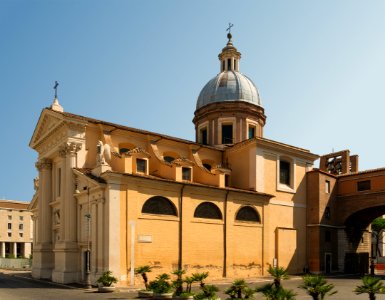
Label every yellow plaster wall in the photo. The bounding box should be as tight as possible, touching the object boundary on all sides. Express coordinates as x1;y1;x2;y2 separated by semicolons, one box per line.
264;154;277;193
181;190;225;278
227;147;251;190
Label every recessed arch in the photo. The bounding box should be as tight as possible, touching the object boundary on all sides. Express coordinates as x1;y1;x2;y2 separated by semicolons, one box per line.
194;202;222;220
202;159;215;172
235;206;261;223
163;151;179;163
119;142;136;154
142;196;177;216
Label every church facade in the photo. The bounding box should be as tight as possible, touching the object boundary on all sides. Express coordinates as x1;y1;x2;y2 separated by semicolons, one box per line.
29;33;376;285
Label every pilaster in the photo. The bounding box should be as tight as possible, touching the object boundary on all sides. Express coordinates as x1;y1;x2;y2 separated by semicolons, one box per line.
52;142;82;284
32;158;54;279
1;242;5;257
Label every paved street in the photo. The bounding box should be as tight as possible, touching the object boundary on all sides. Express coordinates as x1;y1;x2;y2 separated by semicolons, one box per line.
1;270;385;299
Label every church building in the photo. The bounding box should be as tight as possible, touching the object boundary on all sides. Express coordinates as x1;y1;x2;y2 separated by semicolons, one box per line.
29;32;378;285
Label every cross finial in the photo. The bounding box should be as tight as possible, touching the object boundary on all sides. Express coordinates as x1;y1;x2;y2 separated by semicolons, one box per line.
53;81;59;99
226;23;234;33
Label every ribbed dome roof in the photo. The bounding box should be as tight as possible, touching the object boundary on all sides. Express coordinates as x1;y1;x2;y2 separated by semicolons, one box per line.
196;71;262;110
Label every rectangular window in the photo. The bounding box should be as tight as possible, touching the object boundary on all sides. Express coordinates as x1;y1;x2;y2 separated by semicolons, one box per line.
58;168;62;197
19;224;23;231
200;128;208;145
279;161;291;185
248;126;256;139
325;230;331;242
227;58;231;70
8;232;11;237
222;124;233;144
325;180;330;193
19;216;23;221
7;223;12;230
182;167;191;181
136;159;147;173
19;233;23;238
225;174;230;187
8;215;12;220
357;180;371;191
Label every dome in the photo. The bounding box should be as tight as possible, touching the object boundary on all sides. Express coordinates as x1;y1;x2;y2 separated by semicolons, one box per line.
196;70;262;110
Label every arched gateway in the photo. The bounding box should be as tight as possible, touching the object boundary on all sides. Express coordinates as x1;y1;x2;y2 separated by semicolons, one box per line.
307;149;385;274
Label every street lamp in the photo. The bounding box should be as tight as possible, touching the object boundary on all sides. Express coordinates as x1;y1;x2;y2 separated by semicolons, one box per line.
84;187;92;289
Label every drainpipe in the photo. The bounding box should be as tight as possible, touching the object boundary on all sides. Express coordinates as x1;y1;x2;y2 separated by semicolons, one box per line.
178;184;185;270
223;190;230;277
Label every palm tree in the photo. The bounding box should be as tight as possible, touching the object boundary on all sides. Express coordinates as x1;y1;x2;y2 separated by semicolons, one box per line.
267;266;289;289
299;274;337;300
354;275;385;300
134;265;152;290
192;272;209;288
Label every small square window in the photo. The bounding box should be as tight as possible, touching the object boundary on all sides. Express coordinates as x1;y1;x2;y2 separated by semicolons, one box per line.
357;180;371;191
19;233;23;238
182;167;191;181
325;180;330;193
7;223;12;230
19;216;23;221
8;232;11;237
8;215;12;220
19;224;23;231
136;159;147;173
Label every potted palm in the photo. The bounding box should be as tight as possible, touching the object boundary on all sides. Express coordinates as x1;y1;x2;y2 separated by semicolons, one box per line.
354;275;385;300
299;274;337;300
225;279;255;300
135;265;154;298
255;266;296;300
149;273;174;299
96;270;118;293
194;284;219;300
172;269;195;299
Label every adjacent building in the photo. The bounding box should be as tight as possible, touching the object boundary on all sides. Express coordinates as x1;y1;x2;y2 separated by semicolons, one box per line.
0;200;33;259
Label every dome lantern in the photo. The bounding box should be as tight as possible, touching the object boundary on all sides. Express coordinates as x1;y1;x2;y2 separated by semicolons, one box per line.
193;29;266;147
218;32;241;72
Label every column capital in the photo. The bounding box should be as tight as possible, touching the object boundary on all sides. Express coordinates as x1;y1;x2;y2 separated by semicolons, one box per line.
59;142;82;157
35;158;52;171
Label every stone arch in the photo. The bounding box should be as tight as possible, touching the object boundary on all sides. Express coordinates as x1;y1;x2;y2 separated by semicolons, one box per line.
142;196;177;216
194;202;222;219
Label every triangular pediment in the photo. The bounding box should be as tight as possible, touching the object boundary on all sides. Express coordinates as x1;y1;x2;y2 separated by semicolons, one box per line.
29;109;65;149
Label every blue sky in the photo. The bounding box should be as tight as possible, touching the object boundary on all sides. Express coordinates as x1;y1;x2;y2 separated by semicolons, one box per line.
1;0;385;202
